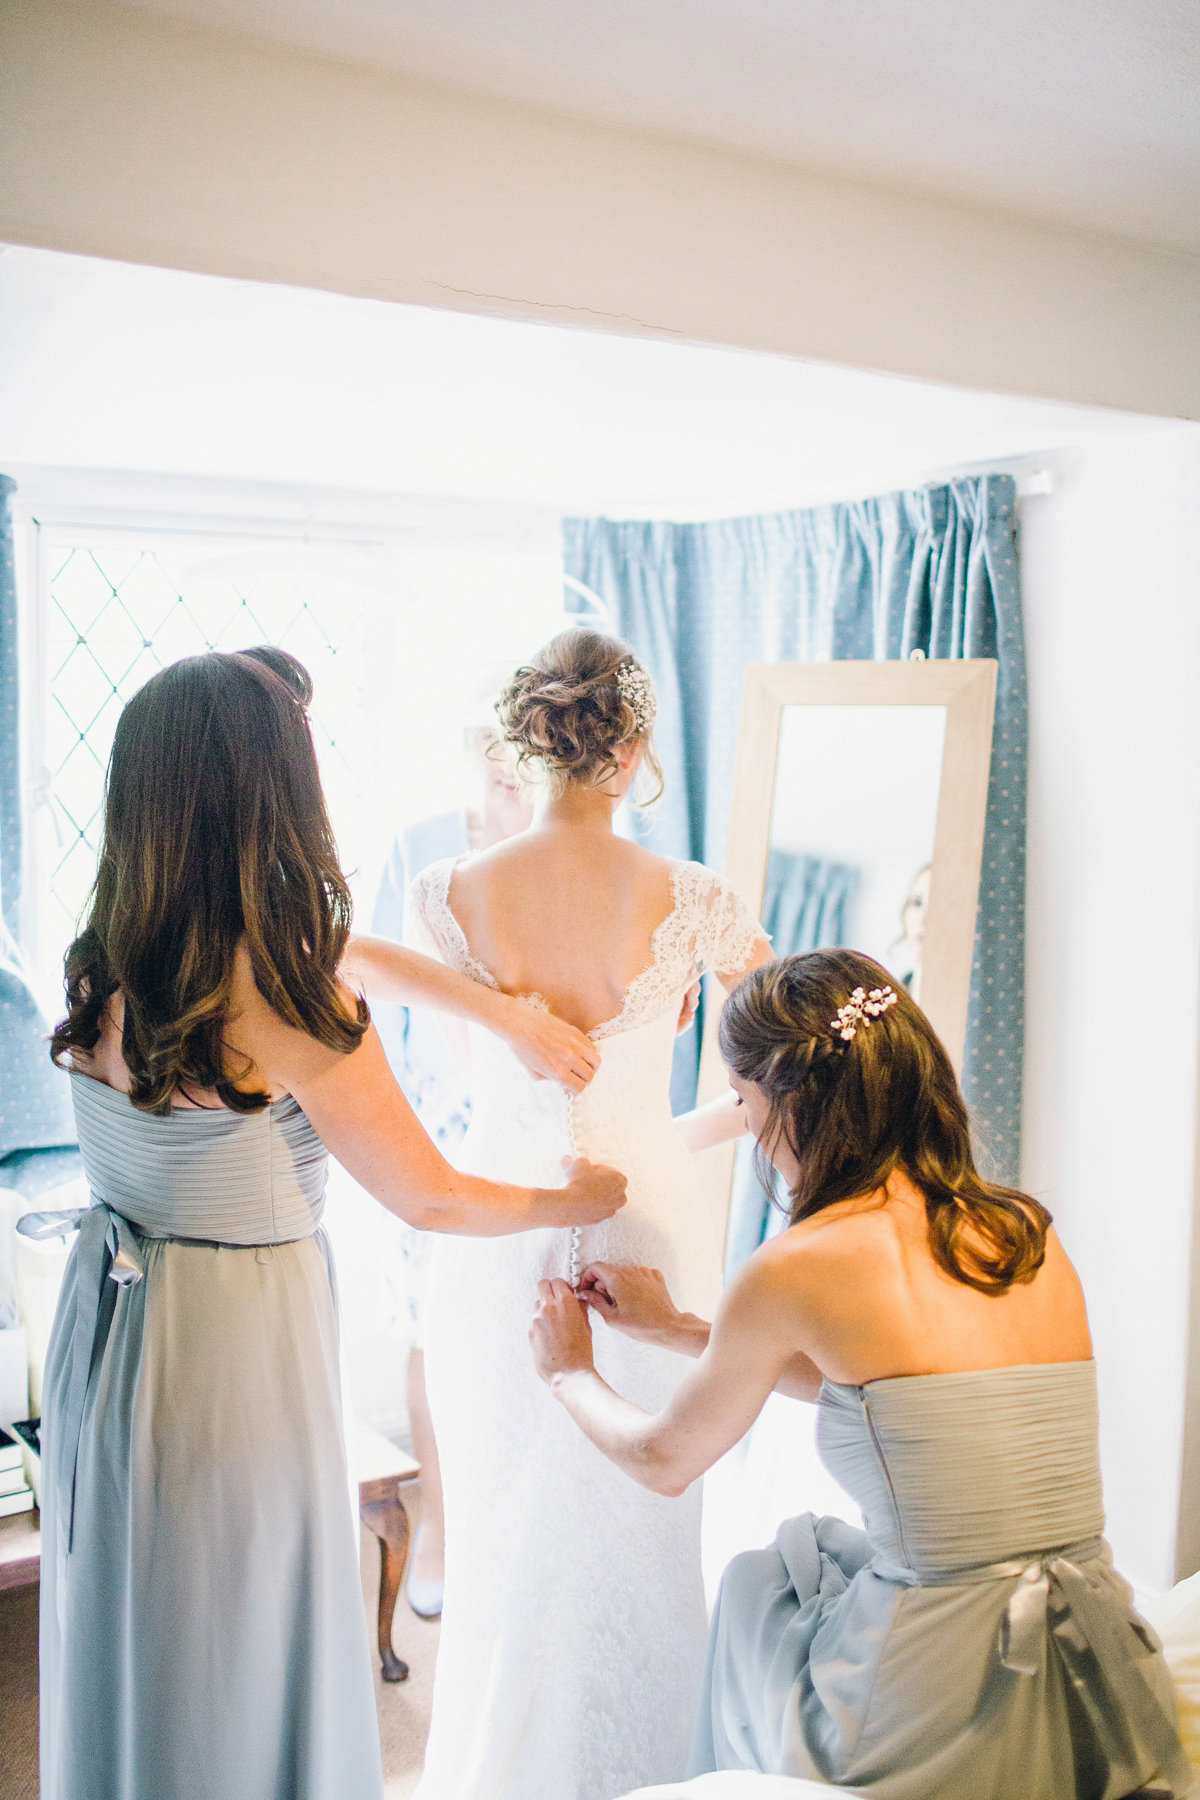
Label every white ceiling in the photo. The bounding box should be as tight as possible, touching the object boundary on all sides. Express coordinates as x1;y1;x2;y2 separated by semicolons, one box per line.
120;0;1200;253
0;245;1163;518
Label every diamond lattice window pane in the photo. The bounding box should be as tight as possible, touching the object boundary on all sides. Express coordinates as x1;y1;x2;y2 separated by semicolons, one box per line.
42;538;367;986
51;736;108;842
49;644;111;745
76;600;149;694
50;834;105;941
145;602;213;668
50;549;134;642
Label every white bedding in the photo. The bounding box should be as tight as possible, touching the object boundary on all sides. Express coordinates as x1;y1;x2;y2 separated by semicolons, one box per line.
621;1774;857;1798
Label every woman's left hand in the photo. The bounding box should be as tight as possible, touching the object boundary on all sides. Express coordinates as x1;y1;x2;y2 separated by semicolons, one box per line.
530;1279;596;1385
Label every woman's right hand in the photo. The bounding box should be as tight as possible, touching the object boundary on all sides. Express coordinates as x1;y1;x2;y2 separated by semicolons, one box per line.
546;1157;628;1226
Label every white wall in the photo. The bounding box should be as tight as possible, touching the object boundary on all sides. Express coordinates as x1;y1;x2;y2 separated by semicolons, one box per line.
1018;421;1200;1589
2;1;1200;419
0;245;1162;519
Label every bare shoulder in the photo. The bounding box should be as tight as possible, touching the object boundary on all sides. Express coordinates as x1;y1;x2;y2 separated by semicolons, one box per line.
1034;1225;1088;1304
620;841;678;888
226;943;362;1093
723;1212;857;1313
728;1201;914;1335
711;1217;862;1367
229;940;361;1028
757;1203;892;1289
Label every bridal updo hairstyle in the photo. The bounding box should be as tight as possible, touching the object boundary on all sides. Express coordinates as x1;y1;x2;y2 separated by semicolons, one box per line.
496;627;663;802
719;948;1050;1295
51;647;367;1114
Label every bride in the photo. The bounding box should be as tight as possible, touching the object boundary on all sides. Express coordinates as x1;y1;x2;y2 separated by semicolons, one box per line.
408;628;772;1800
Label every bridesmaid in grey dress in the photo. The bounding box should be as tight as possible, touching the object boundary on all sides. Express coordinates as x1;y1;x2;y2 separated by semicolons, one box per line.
37;647;625;1800
530;949;1188;1799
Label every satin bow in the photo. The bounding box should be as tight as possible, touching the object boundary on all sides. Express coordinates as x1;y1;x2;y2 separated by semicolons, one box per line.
55;1204;145;1552
875;1539;1190;1796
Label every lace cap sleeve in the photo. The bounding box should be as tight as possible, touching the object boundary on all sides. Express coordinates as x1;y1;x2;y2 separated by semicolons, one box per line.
676;863;771;980
403;864;444;960
405;858;499;989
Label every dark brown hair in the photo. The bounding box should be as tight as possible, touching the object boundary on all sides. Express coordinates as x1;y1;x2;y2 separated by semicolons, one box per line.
51;648;366;1113
719;948;1050;1294
496;627;663;801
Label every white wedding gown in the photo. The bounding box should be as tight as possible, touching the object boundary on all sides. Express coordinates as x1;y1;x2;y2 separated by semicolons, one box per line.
408;858;768;1800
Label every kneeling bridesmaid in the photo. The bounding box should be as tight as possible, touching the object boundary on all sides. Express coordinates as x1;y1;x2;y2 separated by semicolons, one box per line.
530;950;1188;1800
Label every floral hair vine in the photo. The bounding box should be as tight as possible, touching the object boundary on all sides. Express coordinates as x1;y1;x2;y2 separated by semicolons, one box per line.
831;985;898;1042
615;659;658;735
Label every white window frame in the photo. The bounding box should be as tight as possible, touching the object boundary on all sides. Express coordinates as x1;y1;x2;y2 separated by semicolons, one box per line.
10;467;562;1009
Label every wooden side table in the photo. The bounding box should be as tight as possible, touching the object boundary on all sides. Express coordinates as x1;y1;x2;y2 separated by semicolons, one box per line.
0;1510;40;1592
354;1420;421;1684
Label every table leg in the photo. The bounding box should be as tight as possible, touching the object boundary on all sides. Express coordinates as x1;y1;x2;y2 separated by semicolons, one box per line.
360;1489;411;1683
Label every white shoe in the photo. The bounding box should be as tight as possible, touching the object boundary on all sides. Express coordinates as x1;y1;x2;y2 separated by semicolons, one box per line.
407;1525;444;1620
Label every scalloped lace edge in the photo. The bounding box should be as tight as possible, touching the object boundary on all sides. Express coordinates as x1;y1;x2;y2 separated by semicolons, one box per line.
410;857;767;1043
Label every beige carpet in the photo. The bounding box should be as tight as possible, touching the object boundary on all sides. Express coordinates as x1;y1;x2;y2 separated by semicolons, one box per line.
0;1483;437;1800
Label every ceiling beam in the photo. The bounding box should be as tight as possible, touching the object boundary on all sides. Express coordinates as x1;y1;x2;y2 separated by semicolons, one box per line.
2;0;1198;418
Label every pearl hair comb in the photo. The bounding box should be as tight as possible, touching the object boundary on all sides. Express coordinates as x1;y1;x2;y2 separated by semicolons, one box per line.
615;659;657;735
831;985;898;1042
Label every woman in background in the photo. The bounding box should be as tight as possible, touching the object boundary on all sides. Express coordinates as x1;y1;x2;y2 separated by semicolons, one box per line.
532;950;1187;1800
40;647;624;1800
889;862;931;1000
372;674;534;1617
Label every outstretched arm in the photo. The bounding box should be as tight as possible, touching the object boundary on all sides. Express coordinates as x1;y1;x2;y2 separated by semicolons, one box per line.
230;952;625;1237
672;928;773;1151
578;1261;824;1402
582;1260;827;1396
673;1091;748;1153
341;933;599;1094
529;1254;821;1496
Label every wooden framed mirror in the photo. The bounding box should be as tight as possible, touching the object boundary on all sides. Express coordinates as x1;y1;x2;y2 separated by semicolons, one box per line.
694;658;998;1255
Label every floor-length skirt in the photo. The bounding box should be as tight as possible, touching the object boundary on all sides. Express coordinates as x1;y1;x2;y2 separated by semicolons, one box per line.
40;1221;384;1800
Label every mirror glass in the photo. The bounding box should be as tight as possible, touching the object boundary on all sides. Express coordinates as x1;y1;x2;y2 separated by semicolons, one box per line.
765;704;947;998
707;701;951;1591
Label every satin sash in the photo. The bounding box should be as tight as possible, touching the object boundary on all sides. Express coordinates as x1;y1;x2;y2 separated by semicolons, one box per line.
872;1538;1190;1795
56;1204;146;1552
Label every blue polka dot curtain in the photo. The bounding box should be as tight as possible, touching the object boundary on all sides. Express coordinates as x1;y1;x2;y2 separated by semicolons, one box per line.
563;474;1027;1182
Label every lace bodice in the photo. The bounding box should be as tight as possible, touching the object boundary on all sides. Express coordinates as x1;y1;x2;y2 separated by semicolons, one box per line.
407;856;768;1040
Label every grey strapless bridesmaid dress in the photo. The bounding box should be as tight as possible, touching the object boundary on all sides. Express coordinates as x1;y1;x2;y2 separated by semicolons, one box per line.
692;1363;1189;1799
39;1072;384;1800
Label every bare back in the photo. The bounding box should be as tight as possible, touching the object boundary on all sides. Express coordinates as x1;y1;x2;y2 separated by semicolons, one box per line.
755;1175;1092;1388
442;827;686;1034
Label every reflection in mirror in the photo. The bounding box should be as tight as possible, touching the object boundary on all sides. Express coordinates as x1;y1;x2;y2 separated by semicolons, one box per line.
727;703;949;1276
765;705;946;1001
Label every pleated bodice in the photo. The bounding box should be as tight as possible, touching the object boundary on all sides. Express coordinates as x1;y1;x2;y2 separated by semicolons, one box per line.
817;1361;1105;1575
70;1070;327;1244
698;1358;1188;1796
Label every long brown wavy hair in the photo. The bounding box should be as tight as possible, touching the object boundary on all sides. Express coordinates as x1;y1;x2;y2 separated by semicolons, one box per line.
51;648;367;1113
719;948;1049;1294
